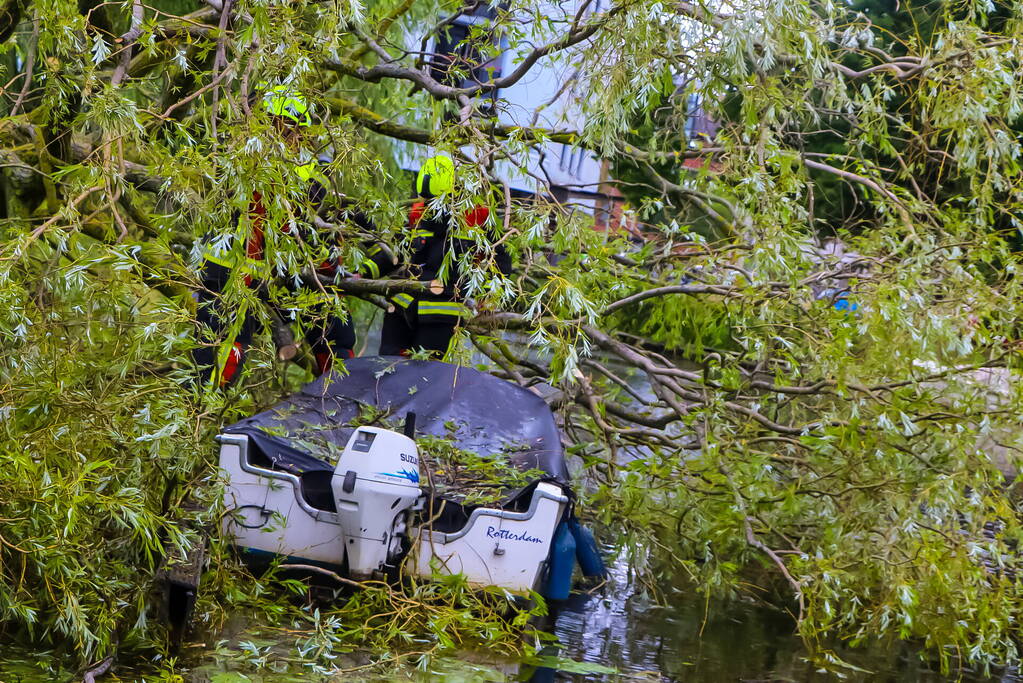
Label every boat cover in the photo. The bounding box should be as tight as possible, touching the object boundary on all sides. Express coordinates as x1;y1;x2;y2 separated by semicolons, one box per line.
224;357;569;484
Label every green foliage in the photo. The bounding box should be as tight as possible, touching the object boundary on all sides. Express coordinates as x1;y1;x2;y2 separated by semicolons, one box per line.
416;433;545;506
0;235;200;659
186;556;553;679
6;0;1023;676
611;292;737;355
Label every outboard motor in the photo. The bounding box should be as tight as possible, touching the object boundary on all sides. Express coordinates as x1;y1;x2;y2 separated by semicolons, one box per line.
332;426;422;578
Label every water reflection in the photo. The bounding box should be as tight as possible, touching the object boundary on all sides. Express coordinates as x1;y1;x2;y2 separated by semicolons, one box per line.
535;550;1015;682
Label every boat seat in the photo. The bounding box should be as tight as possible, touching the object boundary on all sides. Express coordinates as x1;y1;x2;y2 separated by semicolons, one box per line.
420;481;544;533
298;470;337;512
229;428;338;513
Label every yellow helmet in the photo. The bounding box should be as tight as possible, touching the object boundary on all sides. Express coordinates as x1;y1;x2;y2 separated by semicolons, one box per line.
295;159;327;184
416;154;455;196
263;85;312;127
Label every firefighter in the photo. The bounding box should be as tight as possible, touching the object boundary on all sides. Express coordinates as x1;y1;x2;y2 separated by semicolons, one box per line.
193;85;389;386
378;154;511;358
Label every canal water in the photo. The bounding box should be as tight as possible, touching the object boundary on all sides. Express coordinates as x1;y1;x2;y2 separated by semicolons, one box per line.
533;550;985;682
162;547;1014;682
0;554;1013;683
0;531;1017;680
3;558;970;682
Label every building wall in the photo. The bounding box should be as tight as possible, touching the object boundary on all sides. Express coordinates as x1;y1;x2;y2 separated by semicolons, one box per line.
403;0;609;224
488;1;605;206
404;2;716;234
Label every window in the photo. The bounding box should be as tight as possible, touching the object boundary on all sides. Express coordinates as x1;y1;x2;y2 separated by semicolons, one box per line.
559;144;588;178
468;1;501;20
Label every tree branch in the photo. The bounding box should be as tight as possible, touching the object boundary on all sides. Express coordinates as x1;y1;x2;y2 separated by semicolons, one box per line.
0;0;27;43
11;12;39;115
327;96;434;144
349;0;419;61
110;0;146;87
329;4;623;101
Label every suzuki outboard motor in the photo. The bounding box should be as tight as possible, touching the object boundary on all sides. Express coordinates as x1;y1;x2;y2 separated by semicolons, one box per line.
331;427;422;578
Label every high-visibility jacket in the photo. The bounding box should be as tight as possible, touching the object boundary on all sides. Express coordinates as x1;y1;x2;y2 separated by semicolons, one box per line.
318;203;394;280
201;161;387;285
389;201;511;322
200;169;325;279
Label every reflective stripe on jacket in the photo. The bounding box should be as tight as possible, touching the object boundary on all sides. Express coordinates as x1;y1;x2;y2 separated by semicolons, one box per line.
416;299;468;319
391;292;414;309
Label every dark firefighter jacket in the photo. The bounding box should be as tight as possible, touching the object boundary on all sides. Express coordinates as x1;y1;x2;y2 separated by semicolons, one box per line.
387;200;512;323
201;161;391;289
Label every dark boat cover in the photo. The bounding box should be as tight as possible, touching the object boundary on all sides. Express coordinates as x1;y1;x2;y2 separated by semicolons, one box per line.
224;357;569;484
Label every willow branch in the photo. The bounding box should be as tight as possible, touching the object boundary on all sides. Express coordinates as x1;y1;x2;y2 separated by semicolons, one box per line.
311;273;430;297
603;284;739;315
209;0;234;142
328;96;434;144
329;4;622;101
110;0;146;86
277;563;366;588
349;0;418;61
0;0;27;43
11;12;38;115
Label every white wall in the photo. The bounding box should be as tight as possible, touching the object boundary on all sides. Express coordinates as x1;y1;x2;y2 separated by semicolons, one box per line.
405;0;605;207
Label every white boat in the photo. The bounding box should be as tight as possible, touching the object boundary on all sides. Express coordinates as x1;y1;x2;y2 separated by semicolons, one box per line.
217;357;601;595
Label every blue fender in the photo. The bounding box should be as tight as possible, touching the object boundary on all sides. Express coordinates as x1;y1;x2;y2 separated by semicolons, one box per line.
543;521;576;601
568;516;606;579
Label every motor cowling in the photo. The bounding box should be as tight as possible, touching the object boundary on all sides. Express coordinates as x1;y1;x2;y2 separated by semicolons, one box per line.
331;427;422;578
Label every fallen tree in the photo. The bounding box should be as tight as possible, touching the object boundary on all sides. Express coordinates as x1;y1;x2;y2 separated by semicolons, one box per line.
2;0;1023;675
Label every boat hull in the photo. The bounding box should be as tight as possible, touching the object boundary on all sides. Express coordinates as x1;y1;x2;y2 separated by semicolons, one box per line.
219;433;568;593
